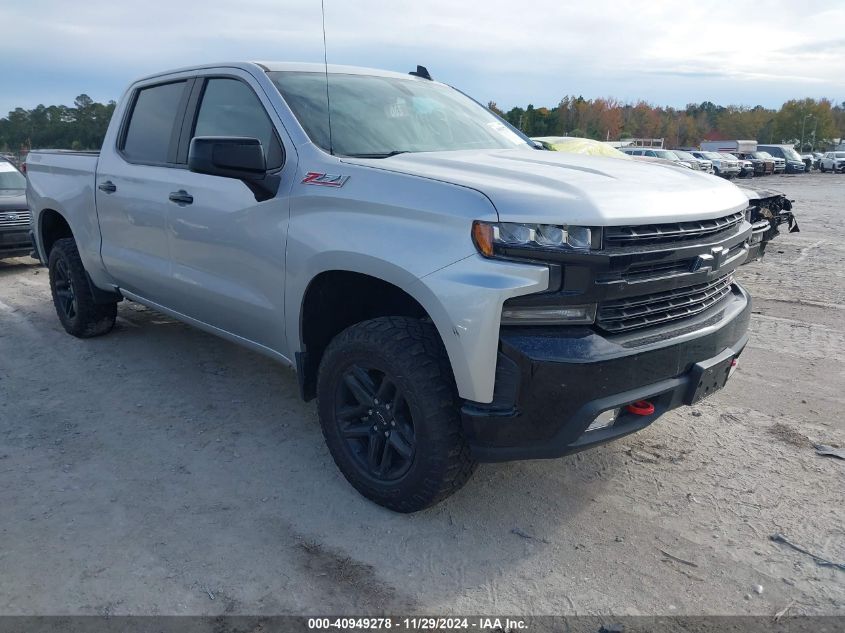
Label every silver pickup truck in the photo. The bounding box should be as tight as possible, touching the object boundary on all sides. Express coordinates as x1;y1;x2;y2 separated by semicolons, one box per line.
27;62;753;512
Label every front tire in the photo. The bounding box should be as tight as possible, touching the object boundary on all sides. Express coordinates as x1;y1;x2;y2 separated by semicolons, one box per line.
317;317;476;512
48;238;117;338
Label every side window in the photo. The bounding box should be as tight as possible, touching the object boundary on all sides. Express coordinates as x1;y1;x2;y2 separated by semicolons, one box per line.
122;81;188;164
193;78;283;170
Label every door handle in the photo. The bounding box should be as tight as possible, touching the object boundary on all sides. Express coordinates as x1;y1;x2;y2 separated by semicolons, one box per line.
98;181;117;193
168;190;194;205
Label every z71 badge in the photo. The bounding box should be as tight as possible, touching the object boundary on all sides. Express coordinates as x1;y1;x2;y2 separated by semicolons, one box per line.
301;172;349;187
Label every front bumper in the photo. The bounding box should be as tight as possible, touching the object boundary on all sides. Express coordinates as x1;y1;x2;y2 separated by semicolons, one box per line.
462;283;750;462
0;227;33;258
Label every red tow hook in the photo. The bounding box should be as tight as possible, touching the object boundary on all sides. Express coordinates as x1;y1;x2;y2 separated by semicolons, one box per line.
625;400;655;416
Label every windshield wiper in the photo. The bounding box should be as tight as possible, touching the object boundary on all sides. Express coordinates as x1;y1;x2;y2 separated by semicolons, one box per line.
343;151;410;159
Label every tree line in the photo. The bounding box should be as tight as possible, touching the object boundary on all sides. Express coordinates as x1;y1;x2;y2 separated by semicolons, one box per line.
2;93;843;154
489;97;845;150
0;95;115;154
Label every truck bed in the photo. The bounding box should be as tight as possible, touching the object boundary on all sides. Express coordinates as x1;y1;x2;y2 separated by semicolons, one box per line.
26;149;102;281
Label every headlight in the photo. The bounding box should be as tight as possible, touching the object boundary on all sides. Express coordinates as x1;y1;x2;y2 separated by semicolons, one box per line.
472;221;592;257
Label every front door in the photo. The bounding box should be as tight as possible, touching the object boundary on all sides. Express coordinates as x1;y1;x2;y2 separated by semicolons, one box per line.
164;75;294;354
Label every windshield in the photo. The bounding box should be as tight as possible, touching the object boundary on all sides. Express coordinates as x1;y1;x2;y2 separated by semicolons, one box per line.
672;150;696;161
701;152;723;159
720;153;737;160
270;71;532;157
0;165;26;189
752;152;770;159
836;152;845;158
781;147;802;161
652;150;679;160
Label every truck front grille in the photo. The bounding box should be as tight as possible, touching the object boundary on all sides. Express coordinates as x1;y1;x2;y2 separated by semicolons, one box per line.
604;211;744;247
0;210;30;228
617;241;747;283
596;274;734;333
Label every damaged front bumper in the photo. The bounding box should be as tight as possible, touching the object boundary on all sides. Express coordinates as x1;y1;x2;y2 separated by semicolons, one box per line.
742;191;799;262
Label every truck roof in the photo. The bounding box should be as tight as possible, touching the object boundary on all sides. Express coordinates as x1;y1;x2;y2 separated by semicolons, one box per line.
135;61;423;84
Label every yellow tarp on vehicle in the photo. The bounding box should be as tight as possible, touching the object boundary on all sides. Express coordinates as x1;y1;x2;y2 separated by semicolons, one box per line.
532;136;631;159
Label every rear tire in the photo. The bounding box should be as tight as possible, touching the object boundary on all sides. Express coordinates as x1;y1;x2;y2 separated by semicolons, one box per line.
48;237;117;338
820;164;826;173
316;316;476;512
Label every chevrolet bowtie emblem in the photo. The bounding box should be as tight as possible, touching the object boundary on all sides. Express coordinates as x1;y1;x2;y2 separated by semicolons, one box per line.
692;246;728;272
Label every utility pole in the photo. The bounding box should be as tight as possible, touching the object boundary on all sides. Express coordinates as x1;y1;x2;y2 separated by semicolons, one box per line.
810;118;818;151
800;114;813;153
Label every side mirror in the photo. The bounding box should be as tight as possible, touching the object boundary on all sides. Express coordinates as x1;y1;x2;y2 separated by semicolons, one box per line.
188;136;279;202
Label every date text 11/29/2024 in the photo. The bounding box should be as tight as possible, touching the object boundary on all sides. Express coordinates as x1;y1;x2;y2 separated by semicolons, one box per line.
307;617;528;631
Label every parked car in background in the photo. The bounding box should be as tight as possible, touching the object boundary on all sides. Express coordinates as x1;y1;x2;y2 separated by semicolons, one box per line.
691;151;740;178
534;137;698;171
756;151;785;174
620;147;696;169
737;152;774;176
757;145;805;174
671;149;713;173
0;158;33;259
800;154;813;172
532;136;626;158
811;152;824;170
819;151;845;173
730;154;755;178
700;140;758;155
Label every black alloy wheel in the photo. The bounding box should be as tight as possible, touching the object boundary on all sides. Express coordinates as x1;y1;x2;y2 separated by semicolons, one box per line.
316;317;476;512
52;257;78;321
48;237;117;338
335;364;416;481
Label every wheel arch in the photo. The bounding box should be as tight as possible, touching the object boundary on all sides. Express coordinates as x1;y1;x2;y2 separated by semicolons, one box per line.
291;258;462;402
38;208;74;259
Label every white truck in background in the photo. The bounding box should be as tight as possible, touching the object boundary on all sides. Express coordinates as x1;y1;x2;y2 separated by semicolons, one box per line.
701;140;758;154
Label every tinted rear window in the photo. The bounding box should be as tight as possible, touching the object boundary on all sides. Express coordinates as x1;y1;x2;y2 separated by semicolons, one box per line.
122;81;187;163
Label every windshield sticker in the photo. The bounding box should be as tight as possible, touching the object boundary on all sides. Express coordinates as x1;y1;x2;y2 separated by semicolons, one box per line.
386;99;409;119
486;121;525;145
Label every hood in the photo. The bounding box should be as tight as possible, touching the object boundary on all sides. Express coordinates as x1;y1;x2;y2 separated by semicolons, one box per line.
0;188;26;211
343;149;748;226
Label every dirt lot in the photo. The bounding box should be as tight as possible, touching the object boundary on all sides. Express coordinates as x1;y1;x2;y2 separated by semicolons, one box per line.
0;173;842;617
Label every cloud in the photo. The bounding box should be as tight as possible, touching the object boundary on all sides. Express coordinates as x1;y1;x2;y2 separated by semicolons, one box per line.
1;0;843;115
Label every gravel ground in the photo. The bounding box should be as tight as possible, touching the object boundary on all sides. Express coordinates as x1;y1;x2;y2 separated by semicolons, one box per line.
0;173;842;617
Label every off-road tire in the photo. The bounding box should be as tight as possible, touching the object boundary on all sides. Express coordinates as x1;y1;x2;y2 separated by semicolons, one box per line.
317;316;477;512
48;237;117;338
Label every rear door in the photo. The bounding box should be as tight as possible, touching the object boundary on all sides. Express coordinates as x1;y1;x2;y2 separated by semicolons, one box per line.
96;79;193;300
162;72;295;353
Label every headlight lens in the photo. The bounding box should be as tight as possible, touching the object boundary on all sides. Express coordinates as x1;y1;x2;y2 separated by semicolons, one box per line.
472;221;592;257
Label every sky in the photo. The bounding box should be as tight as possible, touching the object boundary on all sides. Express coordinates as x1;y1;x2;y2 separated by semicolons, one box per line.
1;0;843;116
